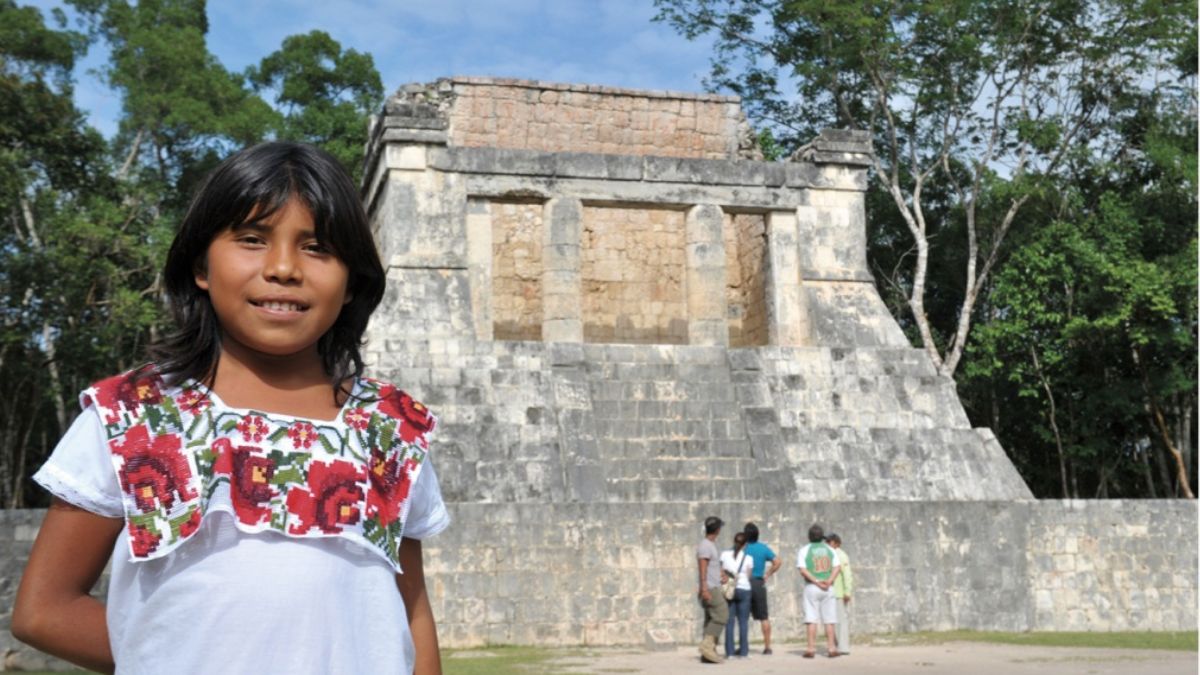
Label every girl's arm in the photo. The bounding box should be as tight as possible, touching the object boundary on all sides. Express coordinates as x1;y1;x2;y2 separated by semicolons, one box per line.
12;498;122;674
395;537;442;675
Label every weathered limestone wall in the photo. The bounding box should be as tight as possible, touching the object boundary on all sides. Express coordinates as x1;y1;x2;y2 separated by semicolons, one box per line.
582;206;687;344
3;500;1194;663
441;76;755;159
421;500;1198;646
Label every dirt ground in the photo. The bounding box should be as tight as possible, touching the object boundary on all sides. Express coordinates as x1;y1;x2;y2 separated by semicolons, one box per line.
537;642;1198;675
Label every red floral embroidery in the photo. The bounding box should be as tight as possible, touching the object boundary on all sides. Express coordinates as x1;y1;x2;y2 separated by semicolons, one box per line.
236;415;270;443
212;438;276;526
379;385;435;446
366;448;419;526
129;523;162;557
178;509;203;538
175;388;210;414
286;460;365;535
90;370;164;423
286;421;317;449
343;407;369;431
113;425;196;511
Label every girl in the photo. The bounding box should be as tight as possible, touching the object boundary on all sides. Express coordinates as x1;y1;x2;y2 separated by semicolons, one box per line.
12;142;449;675
719;531;753;659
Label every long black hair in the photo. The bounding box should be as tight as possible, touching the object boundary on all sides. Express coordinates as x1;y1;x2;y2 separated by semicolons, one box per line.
152;142;386;396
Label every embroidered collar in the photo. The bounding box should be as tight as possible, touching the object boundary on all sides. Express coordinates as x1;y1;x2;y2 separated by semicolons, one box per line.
83;366;437;572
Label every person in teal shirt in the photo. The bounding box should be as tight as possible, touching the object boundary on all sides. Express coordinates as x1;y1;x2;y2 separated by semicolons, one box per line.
741;522;782;655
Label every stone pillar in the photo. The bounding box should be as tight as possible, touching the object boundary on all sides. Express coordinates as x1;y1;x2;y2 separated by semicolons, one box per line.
542;197;583;342
685;204;729;346
765;210;810;346
465;198;493;341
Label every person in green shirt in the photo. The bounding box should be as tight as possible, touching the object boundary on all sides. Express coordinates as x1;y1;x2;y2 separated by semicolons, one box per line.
796;524;841;658
827;533;852;655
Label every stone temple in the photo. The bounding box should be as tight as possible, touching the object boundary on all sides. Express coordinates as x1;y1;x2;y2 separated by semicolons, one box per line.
4;78;1191;669
358;77;1194;646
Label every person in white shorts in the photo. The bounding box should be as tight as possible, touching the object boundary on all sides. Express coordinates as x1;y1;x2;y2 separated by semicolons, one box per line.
796;523;841;658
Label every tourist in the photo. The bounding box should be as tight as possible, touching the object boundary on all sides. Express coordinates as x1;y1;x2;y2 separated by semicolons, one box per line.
719;531;754;658
696;516;728;663
797;524;841;658
741;522;782;655
827;532;853;655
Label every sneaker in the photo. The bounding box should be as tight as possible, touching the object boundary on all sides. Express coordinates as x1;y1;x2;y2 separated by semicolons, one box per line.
763;648;773;655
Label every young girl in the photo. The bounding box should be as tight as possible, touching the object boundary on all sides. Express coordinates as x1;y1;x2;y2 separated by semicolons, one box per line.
12;142;449;675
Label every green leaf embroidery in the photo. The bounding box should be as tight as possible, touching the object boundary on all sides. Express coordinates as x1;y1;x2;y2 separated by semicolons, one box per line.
317;433;337;455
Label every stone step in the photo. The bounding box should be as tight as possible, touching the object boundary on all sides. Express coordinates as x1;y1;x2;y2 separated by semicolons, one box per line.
594;439;752;460
587;380;739;403
591;418;747;441
605;477;763;502
604;457;758;481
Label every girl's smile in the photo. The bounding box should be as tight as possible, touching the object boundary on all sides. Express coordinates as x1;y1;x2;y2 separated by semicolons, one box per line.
195;196;350;362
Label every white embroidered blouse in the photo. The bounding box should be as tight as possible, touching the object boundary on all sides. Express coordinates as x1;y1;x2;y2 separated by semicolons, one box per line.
33;368;450;675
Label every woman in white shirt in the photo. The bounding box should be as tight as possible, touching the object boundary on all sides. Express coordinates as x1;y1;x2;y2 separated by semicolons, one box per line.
719;531;755;658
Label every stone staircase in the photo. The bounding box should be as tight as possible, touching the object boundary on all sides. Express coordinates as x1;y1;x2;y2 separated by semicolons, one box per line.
578;344;764;502
371;338;1030;504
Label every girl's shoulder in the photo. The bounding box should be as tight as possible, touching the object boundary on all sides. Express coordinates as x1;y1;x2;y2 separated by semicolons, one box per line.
81;364;176;417
354;376;438;437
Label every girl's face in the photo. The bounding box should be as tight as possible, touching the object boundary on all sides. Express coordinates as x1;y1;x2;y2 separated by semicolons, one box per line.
195;197;350;365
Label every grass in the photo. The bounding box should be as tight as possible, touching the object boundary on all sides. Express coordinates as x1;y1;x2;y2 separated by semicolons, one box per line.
866;630;1198;651
443;645;608;675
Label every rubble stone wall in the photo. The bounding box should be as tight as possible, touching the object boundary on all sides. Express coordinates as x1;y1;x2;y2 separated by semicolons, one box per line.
491;200;544;341
581;206;688;345
443;77;749;159
724;213;769;347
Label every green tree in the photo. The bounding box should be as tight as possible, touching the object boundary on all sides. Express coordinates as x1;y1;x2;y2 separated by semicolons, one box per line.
0;0;125;505
656;0;1192;380
247;30;383;181
963;72;1197;498
67;0;274;189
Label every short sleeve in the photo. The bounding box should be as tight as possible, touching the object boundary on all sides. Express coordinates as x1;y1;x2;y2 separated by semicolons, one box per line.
797;545;808;569
402;458;449;540
32;406;123;518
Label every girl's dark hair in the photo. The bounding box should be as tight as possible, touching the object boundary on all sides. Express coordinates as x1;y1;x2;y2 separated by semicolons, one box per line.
733;531;747;554
152;141;385;395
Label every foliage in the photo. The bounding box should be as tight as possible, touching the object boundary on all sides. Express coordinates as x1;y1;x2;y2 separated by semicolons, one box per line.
1;1;384;507
962;79;1197;498
658;0;1197;498
247;30;383;182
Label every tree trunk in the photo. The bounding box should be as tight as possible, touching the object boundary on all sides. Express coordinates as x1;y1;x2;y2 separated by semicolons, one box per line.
1141;445;1158;498
19;196;69;435
1131;345;1195;498
1030;348;1069;498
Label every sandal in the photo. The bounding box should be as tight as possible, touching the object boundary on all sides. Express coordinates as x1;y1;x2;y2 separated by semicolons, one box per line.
828;650;841;658
803;651;815;659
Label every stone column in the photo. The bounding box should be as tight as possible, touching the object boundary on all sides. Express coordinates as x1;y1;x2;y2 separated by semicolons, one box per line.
542;197;583;342
685;204;729;346
765;210;810;346
465;199;493;341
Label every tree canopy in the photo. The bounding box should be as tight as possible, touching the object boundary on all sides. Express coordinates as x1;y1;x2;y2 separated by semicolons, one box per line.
657;0;1197;497
0;1;383;506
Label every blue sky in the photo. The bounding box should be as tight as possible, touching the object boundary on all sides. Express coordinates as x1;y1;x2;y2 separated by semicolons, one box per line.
26;0;720;138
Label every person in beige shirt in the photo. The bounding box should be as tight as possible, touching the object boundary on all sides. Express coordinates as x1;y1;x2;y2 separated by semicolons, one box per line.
827;533;853;655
